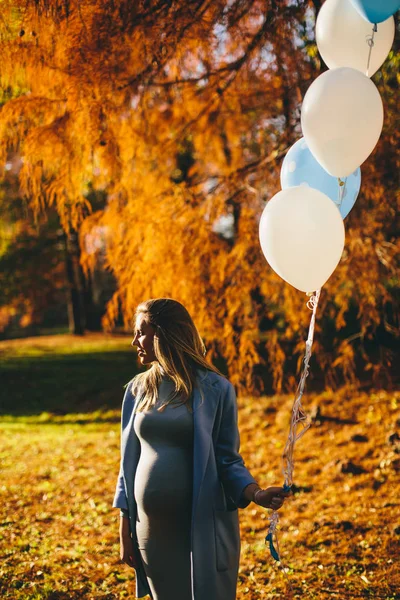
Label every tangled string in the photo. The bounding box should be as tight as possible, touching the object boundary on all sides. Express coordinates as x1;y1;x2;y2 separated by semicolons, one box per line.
336;177;347;209
366;23;378;76
267;288;321;561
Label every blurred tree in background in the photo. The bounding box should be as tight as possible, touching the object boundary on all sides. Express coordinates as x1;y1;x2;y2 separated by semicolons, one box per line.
0;0;398;392
0;174;66;332
0;164;114;334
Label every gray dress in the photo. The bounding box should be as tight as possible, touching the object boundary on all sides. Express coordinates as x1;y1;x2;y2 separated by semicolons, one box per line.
133;378;194;600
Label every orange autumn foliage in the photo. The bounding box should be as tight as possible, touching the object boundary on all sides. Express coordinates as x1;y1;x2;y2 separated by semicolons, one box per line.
0;0;398;392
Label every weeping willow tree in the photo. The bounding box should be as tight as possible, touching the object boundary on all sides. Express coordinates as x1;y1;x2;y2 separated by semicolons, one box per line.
0;0;398;392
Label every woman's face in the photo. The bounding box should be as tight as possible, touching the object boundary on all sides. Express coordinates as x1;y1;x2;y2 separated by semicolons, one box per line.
132;314;157;364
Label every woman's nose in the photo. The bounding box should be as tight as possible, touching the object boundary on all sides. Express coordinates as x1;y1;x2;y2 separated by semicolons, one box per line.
131;338;138;347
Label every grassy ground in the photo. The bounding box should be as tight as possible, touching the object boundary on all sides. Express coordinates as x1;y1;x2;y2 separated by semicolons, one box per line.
0;334;137;416
0;334;399;599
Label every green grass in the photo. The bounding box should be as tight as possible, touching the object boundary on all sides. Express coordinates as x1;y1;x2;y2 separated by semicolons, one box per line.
0;334;139;416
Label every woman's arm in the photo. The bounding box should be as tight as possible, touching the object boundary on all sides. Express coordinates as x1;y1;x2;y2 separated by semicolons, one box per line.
215;381;257;508
113;464;129;510
215;381;290;511
113;381;138;568
112;382;135;511
119;514;136;568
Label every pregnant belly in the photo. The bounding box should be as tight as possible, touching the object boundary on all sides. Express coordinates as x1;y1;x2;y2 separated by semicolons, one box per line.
134;445;193;517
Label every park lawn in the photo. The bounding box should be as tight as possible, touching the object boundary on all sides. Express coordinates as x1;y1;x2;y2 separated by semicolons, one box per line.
0;335;399;599
0;333;137;416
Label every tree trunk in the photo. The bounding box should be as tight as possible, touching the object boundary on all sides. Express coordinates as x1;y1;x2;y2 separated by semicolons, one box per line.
64;230;85;335
83;269;103;331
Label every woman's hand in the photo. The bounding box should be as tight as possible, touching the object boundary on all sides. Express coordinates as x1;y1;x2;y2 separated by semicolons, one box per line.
119;516;137;568
253;486;291;510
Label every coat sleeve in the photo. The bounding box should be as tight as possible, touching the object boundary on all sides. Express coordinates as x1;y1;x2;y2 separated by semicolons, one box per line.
113;464;128;510
215;380;257;509
112;381;134;511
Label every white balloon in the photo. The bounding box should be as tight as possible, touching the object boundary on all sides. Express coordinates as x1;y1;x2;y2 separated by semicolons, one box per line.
316;0;395;77
259;186;345;293
301;67;383;177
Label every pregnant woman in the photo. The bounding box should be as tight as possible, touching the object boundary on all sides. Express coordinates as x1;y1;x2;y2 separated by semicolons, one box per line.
113;298;289;600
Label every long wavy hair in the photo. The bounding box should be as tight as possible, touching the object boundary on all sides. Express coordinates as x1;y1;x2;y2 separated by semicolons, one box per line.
131;298;222;412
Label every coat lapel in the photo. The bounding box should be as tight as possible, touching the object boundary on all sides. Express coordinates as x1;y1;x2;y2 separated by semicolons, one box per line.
192;371;220;516
122;406;140;511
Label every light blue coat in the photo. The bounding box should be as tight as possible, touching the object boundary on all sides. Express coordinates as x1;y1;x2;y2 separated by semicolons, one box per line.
113;369;257;599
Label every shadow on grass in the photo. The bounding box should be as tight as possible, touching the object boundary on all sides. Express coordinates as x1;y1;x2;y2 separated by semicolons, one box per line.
0;413;122;426
0;351;139;417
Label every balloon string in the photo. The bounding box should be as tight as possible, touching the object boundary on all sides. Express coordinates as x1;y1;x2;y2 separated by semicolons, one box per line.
267;289;321;564
366;23;378;77
282;288;320;488
336;177;347;209
266;511;295;594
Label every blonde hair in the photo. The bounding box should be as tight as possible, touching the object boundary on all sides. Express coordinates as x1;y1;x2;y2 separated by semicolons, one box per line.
131;298;222;411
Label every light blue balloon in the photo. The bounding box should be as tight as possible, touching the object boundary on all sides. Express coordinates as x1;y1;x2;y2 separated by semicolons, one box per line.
350;0;400;23
280;138;361;219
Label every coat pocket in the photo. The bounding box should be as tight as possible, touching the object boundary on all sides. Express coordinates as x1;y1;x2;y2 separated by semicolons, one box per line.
213;509;240;572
